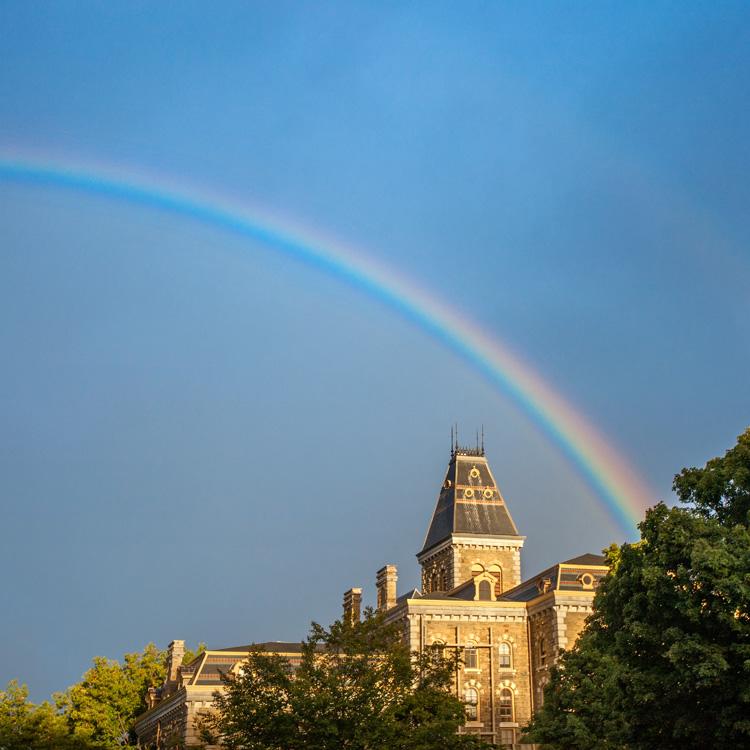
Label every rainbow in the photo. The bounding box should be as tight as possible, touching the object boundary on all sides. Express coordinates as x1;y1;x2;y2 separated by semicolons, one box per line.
0;154;654;535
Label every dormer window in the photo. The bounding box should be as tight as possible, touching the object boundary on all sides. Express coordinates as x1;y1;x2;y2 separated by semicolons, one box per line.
473;573;498;602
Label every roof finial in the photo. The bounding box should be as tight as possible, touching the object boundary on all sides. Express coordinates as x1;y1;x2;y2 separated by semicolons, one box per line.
481;424;485;454
450;424;454;455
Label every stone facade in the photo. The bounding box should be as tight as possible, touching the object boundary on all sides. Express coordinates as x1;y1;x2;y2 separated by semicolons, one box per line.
134;446;608;748
381;448;608;747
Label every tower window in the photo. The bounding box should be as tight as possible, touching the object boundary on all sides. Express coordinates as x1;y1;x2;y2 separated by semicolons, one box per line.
488;563;503;596
478;580;492;600
499;642;512;669
540;637;547;666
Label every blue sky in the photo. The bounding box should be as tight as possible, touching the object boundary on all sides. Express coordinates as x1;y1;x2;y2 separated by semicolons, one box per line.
1;2;749;701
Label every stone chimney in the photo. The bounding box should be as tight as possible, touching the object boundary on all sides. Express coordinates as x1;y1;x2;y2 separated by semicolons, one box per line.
164;640;185;693
146;686;159;710
343;587;362;624
376;565;398;611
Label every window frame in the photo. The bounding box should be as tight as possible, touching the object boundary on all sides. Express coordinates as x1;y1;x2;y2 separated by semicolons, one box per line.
498;687;514;722
464;645;479;671
498;641;512;669
464;685;479;722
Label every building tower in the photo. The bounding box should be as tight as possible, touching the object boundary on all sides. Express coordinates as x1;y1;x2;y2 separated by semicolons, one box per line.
417;441;524;595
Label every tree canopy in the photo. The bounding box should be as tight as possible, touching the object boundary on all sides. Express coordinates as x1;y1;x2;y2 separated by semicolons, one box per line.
524;427;750;750
0;641;203;749
0;680;95;750
59;643;166;747
199;609;489;750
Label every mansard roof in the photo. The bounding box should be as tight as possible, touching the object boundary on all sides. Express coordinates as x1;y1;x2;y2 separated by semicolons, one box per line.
419;448;520;556
410;551;609;604
500;553;609;602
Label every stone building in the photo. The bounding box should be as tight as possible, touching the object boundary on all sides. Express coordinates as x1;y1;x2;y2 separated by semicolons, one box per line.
134;444;607;748
374;444;607;746
133;641;309;747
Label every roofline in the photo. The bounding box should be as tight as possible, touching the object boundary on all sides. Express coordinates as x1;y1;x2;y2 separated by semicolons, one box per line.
418;533;526;559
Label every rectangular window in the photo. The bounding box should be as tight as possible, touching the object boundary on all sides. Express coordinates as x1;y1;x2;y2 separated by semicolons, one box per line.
464;647;478;670
499;728;515;747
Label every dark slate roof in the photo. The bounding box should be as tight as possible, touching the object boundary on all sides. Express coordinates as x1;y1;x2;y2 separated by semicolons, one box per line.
396;588;422;604
216;641;305;653
419;451;520;555
563;553;607;566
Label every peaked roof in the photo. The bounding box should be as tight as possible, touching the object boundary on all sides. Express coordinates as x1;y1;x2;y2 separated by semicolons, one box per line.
419;449;521;556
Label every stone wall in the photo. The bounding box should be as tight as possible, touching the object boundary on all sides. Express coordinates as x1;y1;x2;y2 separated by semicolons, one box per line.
407;608;531;747
420;541;523;594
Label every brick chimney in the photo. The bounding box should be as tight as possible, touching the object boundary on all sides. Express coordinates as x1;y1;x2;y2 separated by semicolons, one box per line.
164;640;185;694
343;587;362;624
376;565;398;611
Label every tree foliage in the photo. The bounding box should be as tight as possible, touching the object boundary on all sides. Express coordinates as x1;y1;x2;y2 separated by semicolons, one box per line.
524;428;750;750
0;680;94;750
60;643;166;746
199;609;489;750
673;427;750;526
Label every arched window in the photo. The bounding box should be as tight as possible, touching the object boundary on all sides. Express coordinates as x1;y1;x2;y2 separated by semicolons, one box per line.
431;572;439;592
499;688;513;721
470;563;484;577
478;580;492;600
441;568;449;590
464;686;479;721
540;637;547;666
499;642;512;669
488;563;503;596
464;646;478;670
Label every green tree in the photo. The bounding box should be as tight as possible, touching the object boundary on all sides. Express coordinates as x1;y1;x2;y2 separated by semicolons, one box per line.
60;643;166;747
0;680;94;750
199;609;489;750
673;427;750;526
524;428;750;750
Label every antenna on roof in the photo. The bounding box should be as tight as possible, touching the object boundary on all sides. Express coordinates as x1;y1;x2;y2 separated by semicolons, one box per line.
481;424;485;454
450;424;454;455
476;428;479;452
455;423;459;452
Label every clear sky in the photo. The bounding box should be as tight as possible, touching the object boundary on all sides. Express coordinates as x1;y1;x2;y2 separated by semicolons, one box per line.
1;2;749;702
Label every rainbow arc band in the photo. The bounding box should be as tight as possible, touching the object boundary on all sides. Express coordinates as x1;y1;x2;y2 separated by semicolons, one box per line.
0;154;653;535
